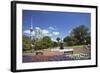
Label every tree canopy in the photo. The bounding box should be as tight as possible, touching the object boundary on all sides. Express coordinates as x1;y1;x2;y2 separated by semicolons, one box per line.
64;25;90;46
23;36;30;51
34;36;52;50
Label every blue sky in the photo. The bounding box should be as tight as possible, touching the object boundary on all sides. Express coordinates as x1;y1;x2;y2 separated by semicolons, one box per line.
22;10;91;41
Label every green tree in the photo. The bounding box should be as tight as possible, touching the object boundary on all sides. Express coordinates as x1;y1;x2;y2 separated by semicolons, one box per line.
23;36;30;51
34;36;52;50
56;37;60;43
84;32;91;44
52;41;58;47
42;36;52;48
71;25;90;45
63;36;75;46
63;25;90;46
34;40;42;50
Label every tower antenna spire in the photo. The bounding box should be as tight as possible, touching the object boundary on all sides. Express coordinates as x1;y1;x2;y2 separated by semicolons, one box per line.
30;16;33;52
30;16;33;30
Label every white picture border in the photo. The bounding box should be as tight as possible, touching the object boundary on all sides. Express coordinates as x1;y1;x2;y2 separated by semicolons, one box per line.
16;3;96;70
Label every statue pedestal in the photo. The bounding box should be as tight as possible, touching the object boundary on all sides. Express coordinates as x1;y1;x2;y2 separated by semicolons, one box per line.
60;43;64;49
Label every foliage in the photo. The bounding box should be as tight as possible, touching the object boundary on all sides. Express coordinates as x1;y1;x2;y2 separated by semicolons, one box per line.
52;41;58;47
56;37;60;42
63;36;75;46
34;36;52;50
64;25;91;46
23;36;30;51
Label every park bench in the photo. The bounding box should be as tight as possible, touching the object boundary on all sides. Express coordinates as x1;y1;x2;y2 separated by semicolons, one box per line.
35;50;44;55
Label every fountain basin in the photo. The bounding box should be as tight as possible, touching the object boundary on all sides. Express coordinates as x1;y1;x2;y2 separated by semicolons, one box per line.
51;48;73;52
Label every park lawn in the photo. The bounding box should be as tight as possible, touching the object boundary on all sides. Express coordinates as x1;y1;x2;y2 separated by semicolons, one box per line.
64;45;84;49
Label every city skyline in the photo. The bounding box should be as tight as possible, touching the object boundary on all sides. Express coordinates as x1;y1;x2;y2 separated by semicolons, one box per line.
22;10;91;41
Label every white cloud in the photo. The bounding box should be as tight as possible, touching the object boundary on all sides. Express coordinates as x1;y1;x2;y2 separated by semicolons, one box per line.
24;30;35;35
42;29;52;37
48;26;55;30
43;33;52;37
52;32;60;35
42;29;49;34
23;27;60;38
24;30;30;34
47;33;52;36
51;38;57;42
35;27;41;30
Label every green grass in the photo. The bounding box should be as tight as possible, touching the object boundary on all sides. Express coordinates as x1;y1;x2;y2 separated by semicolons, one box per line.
23;49;32;53
64;45;84;49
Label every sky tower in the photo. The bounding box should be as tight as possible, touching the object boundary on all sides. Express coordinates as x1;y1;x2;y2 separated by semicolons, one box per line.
30;16;33;52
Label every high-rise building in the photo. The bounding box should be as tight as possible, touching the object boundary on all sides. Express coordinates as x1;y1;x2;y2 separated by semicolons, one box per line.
35;28;43;40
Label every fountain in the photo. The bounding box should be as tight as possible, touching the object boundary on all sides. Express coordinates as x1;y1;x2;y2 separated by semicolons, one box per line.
60;42;64;49
60;40;64;49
